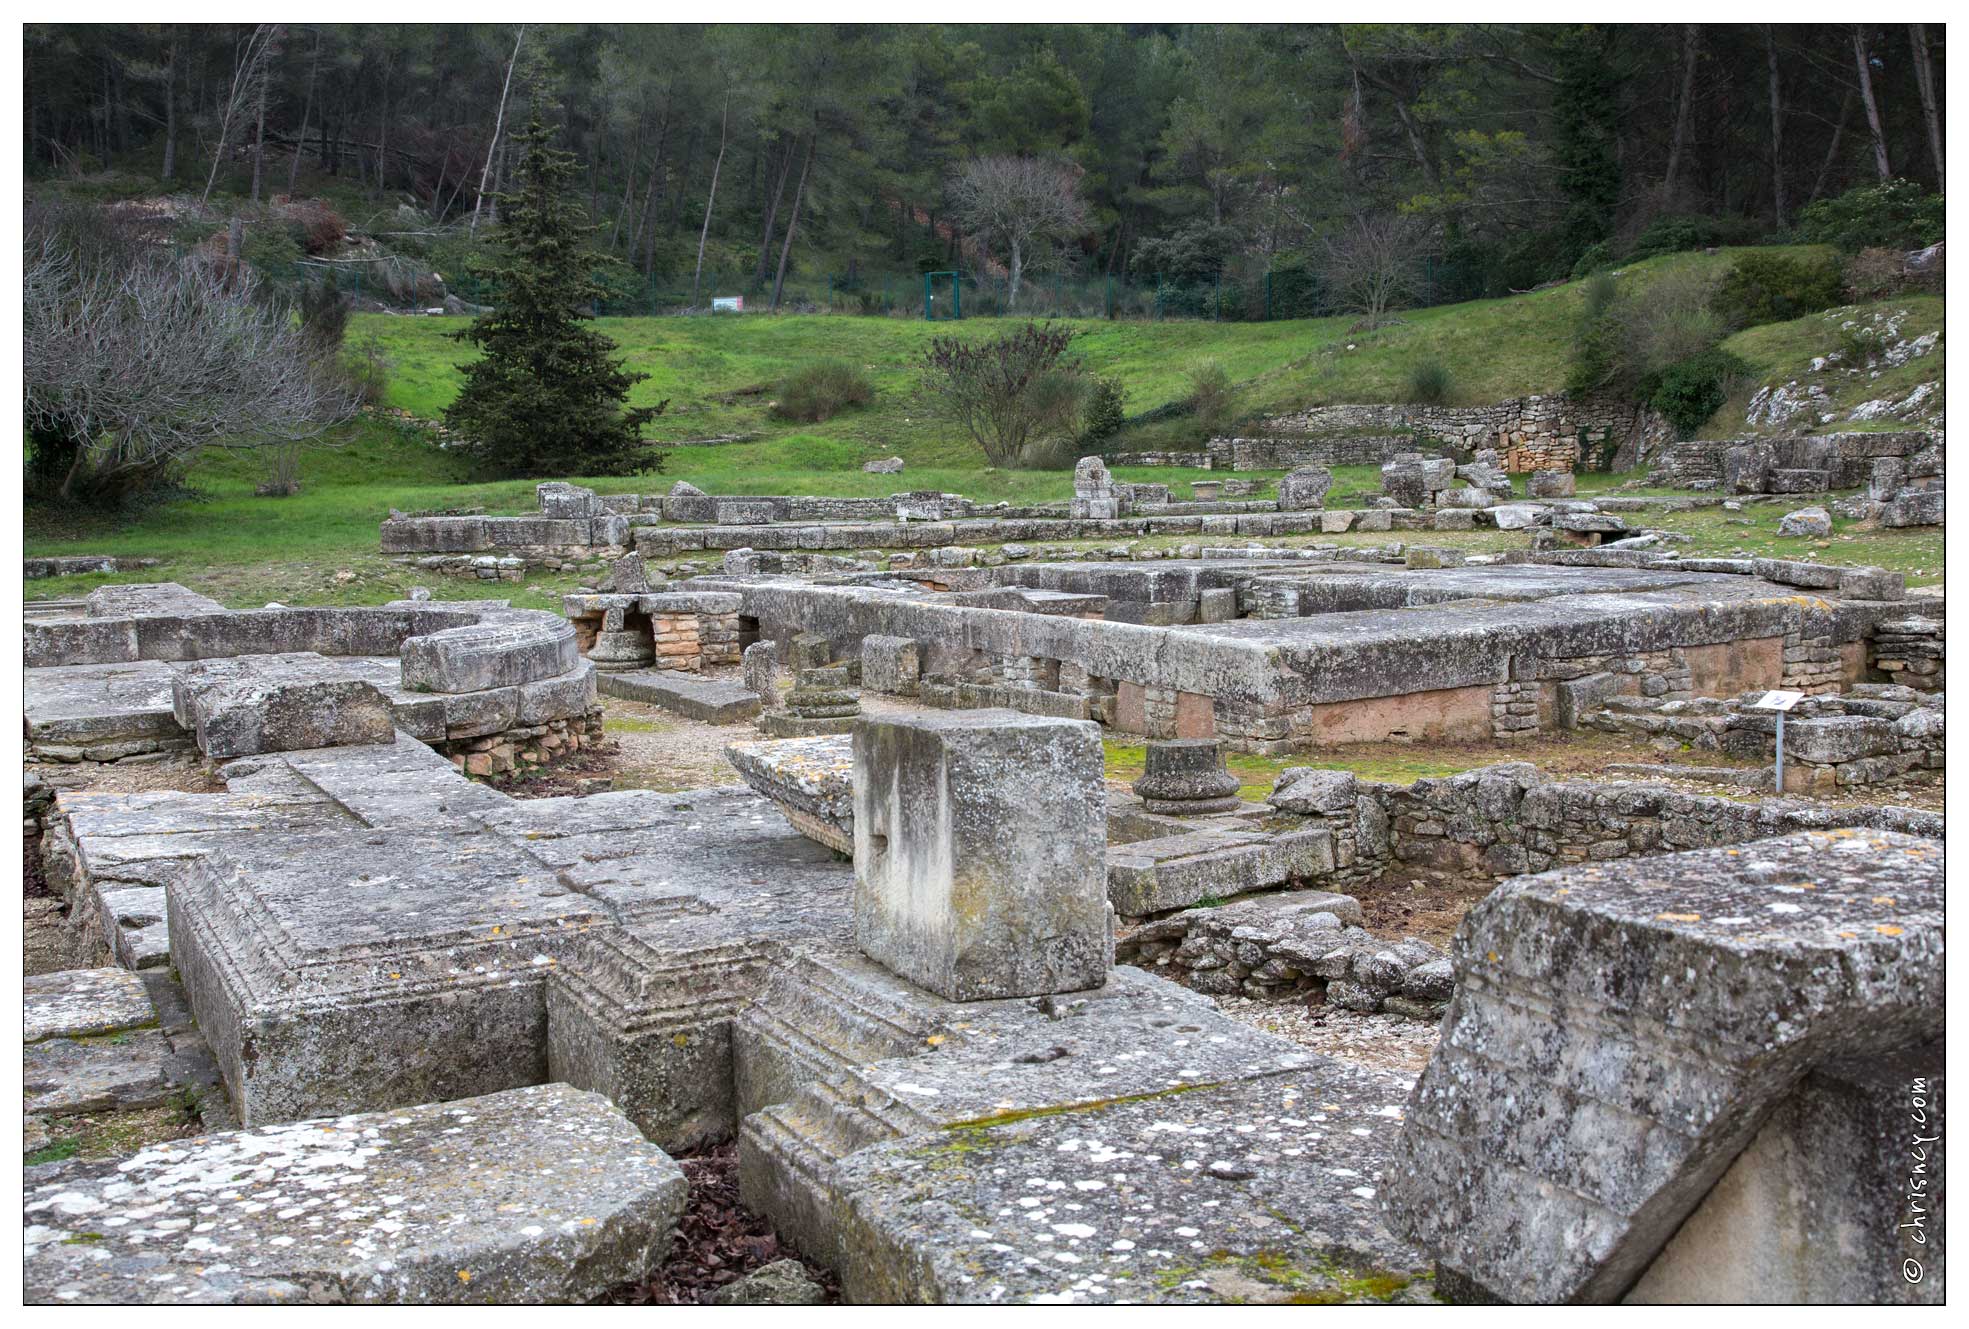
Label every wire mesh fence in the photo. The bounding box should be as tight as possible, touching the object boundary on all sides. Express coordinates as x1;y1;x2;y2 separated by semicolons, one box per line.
273;254;1490;324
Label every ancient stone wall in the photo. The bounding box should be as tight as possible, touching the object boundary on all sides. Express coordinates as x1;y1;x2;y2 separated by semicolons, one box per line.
1648;430;1933;491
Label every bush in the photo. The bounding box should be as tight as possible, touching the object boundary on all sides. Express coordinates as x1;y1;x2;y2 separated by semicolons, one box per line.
1569;241;1613;280
1567;264;1723;397
1643;349;1751;438
239;221;304;280
1710;251;1845;329
1627;214;1725;261
1843;246;1917;301
1185;360;1238;438
1406;355;1454;405
283;199;348;255
1080;376;1127;446
1797;179;1945;253
771;360;875;423
919;321;1084;468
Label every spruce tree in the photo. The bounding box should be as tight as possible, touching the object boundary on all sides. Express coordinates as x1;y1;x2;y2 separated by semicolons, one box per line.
445;103;660;479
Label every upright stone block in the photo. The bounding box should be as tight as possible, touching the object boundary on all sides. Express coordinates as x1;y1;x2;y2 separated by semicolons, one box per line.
852;710;1111;1001
1383;829;1944;1304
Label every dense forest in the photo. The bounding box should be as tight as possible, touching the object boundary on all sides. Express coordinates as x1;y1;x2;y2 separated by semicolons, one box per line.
23;22;1948;306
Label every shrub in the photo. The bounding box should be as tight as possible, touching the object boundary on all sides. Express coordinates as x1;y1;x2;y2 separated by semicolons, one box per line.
772;360;875;423
919;321;1084;468
1406;355;1453;405
239;221;304;279
1844;246;1911;301
1185;360;1238;438
1567;264;1723;397
1080;376;1127;446
1569;241;1613;280
1710;251;1845;329
1797;179;1945;253
283;199;348;255
1627;214;1724;261
1643;348;1751;438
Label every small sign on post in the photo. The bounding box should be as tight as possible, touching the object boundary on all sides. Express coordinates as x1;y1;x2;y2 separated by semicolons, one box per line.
1749;689;1805;792
712;295;744;313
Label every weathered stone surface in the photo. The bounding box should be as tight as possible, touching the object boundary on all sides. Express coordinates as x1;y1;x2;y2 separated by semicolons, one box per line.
23;1083;686;1305
1777;505;1832;538
853;711;1111;1000
170;653;395;758
1106;827;1334;916
24;968;155;1043
598;669;759;724
862;456;906;475
1276;465;1333;511
712;1259;827;1305
399;619;579;694
860;634;922;697
726;735;855;853
1383;829;1944;1304
816;1064;1431;1303
1131;739;1241;814
1267;767;1358;815
25;1028;175;1116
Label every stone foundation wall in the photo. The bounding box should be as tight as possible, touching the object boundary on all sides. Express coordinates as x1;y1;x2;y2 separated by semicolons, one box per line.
436;708;607;777
1222;392;1670;474
1379;762;1941;879
1648;431;1933;491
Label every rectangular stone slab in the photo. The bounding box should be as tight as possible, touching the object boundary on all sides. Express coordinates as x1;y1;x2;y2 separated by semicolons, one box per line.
600;668;761;723
168;828;608;1124
23;1083;686;1305
853;710;1112;1001
24;967;156;1042
170;652;396;757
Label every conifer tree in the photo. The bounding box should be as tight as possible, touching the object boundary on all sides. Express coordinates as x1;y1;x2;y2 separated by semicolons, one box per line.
445;99;660;479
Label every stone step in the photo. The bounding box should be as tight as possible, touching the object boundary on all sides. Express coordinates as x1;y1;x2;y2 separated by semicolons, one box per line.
24;1082;686;1305
600;669;761;724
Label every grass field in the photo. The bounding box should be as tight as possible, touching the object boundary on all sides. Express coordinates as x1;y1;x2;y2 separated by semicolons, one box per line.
23;241;1941;606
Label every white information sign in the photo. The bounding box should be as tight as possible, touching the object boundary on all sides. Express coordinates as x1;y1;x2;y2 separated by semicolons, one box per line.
1750;689;1804;712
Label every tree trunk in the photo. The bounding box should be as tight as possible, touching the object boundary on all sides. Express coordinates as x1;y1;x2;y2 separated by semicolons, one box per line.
374;49;391;198
1909;24;1943;190
1852;26;1892;181
610;103;648;251
755;139;793;287
631;102;672;274
1663;25;1699;199
1766;28;1786;227
1808;87;1854;204
161;31;178;181
287;31;317;194
250;55;268;202
1007;235;1025;309
691;93;731;310
470;24;525;239
770;130;816;311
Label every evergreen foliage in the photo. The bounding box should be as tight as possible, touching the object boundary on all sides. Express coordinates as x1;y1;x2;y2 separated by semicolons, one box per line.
444;104;660;480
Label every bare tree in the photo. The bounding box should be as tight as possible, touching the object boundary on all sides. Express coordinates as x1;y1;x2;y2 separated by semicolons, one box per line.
1909;24;1943;192
1321;212;1427;329
1851;26;1892;182
24;214;359;503
471;25;526;239
691;90;732;310
948;155;1088;309
200;24;279;206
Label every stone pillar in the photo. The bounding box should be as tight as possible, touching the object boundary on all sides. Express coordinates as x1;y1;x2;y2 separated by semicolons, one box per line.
1130;739;1241;814
853;710;1112;1001
743;641;780;708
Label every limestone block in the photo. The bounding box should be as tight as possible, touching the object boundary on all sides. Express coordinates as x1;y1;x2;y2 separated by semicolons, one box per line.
1777;506;1832;538
1276;465;1333;511
1528;469;1576;499
23;1083;686;1305
860;635;922;697
400;618;579;693
1383;830;1943;1304
170;653;395;758
853;710;1111;1001
536;481;600;519
24;967;156;1042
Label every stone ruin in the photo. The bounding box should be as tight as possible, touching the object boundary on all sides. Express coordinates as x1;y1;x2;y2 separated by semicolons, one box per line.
24;573;1946;1304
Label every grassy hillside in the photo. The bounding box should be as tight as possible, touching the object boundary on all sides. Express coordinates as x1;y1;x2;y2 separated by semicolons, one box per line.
1703;295;1945;439
24;242;1941;605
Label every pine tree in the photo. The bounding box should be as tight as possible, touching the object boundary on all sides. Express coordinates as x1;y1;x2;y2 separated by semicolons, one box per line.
445;102;660;479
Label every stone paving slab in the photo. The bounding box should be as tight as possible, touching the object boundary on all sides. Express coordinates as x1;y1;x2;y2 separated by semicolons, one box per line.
23;1083;687;1305
25;967;156;1042
25;1028;176;1116
724;735;853;852
600;668;762;723
820;1060;1430;1303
